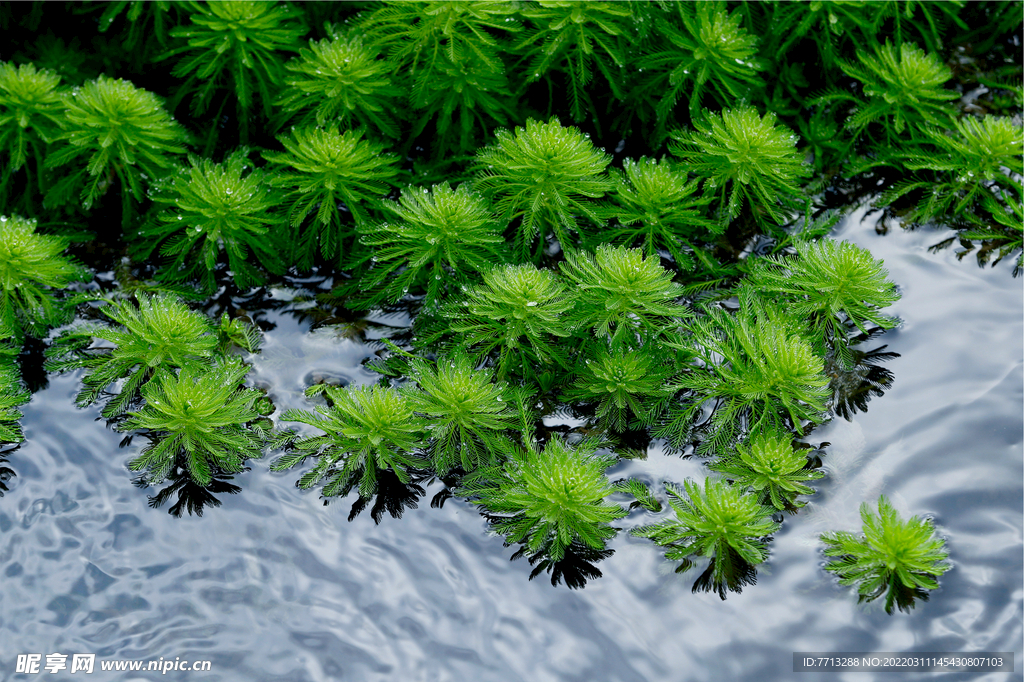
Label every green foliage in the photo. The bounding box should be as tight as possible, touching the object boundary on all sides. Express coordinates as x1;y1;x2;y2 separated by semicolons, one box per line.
276;32;404;138
0;214;88;343
664;296;831;454
822;495;951;614
132;149;285;291
273;384;428;500
459;436;628;562
0;354;30;443
119;359;268;486
437;264;575;377
263;126;400;269
0;62;64;210
43;75;186;221
669;106;810;229
474;117;613;259
163;0;306;141
631;478;780;598
514;1;634;122
601;157;719;269
708;426;824;510
350;182;506;309
403;352;520;475
45;294;228;418
562;343;677;432
743;239;901;365
821;41;958;141
560;244;689;346
634;2;762;126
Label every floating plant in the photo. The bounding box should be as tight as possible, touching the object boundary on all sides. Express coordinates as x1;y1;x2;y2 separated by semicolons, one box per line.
0;352;29;444
119;359;271;486
474;118;613;260
708;426;825;511
272;384;428;501
632;477;780;598
133;149;286;291
0;214;89;343
459;436;628;564
45;294;252;418
350;182;506;310
821;495;951;614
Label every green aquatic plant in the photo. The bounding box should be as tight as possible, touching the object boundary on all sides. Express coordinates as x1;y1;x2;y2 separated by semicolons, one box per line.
819;41;957;142
633;2;762;125
708;426;824;510
43;75;186;221
562;343;677;433
263;126;400;269
601;157;719;269
44;294;234;417
743;239;901;366
119;359;270;486
350;182;506;309
0;62;64;211
403;352;520;476
0;214;88;343
882;116;1024;227
132;149;285;291
272;384;428;500
669;106;810;229
437;264;575;377
514;1;634;122
560;244;689;346
0;354;30;443
632;477;780;598
661;297;831;455
161;0;306;142
822;495;951;614
275;32;404;138
459;436;628;563
474;117;613;259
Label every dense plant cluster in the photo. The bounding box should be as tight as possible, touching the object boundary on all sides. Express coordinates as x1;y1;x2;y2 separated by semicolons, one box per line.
0;0;1014;605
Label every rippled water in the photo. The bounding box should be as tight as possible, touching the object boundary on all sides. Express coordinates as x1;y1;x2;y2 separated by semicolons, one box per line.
1;209;1021;681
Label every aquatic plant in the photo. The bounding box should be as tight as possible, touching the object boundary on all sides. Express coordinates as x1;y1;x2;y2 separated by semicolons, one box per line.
661;297;831;455
821;495;951;614
0;214;88;343
43;75;186;221
562;343;677;433
514;1;634;122
263;127;400;269
459;436;628;563
474;118;613;259
559;244;689;346
633;2;762;125
601;157;719;269
119;359;269;486
161;0;306;142
743;239;900;366
350;182;506;309
272;384;428;500
669;106;810;229
437;264;575;377
275;32;404;138
882;116;1024;227
0;355;30;444
632;477;780;598
132;149;284;291
819;41;957;142
403;352;520;476
44;294;232;418
708;426;824;510
0;62;64;211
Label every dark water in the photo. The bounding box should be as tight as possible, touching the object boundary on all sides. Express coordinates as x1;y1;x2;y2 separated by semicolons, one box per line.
1;209;1021;681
